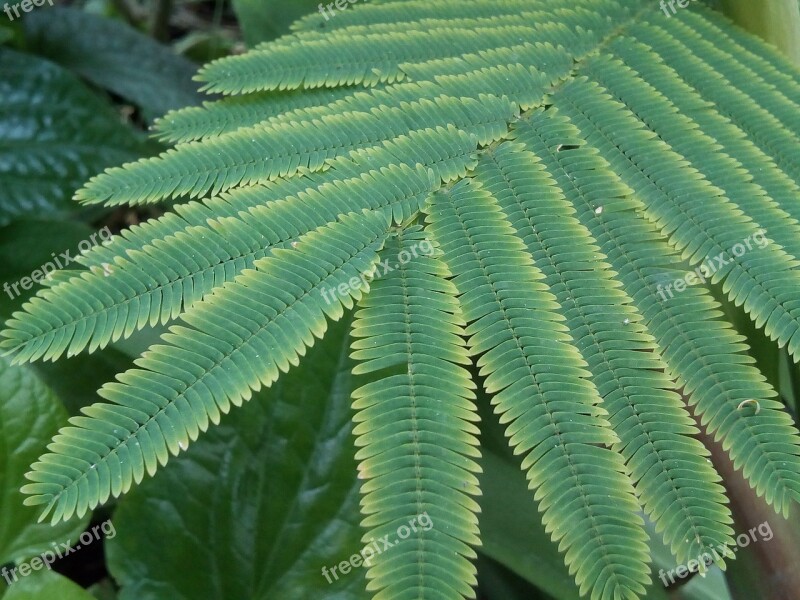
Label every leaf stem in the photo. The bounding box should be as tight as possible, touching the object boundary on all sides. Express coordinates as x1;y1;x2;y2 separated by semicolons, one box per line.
719;0;800;65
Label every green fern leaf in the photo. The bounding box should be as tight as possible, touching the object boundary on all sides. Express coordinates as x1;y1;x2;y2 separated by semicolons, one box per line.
687;6;800;90
607;35;800;251
639;15;800;185
553;75;800;358
473;139;735;566
78;125;478;271
21;210;391;523
153;86;362;144
516;110;800;517
2;127;477;363
425;179;651;600
350;228;481;599
6;2;800;599
291;0;586;33
196;13;612;94
75;93;513;206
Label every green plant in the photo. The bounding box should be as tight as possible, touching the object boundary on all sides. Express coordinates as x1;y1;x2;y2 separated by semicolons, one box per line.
4;1;800;598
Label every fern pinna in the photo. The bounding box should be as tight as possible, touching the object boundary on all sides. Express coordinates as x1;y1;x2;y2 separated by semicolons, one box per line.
4;0;800;598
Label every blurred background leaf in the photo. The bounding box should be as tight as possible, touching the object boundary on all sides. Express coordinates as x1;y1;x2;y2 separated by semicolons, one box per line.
3;569;96;600
0;49;152;226
719;0;800;65
23;7;207;123
0;357;91;576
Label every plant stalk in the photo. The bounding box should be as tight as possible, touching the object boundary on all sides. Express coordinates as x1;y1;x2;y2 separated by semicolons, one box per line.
719;0;800;65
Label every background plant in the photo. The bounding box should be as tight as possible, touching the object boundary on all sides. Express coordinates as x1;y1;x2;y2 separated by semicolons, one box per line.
2;1;800;600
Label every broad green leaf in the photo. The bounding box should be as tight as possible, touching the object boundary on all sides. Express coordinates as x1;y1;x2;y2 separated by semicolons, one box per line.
478;450;582;600
106;319;368;600
0;49;151;225
476;555;553;600
3;569;94;600
23;8;206;123
0;357;89;567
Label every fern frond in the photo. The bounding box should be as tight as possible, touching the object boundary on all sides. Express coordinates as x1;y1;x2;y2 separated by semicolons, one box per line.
78;125;477;271
290;0;603;33
402;41;571;85
607;35;800;247
75;93;514;206
517;110;800;517
197;3;623;95
259;43;576;129
425;179;651;600
553;75;800;358
687;6;800;90
473;139;734;566
2;127;478;363
282;9;609;50
350;228;481;599
153;86;363;144
662;12;800;142
633;17;800;186
583;45;800;266
20;210;392;523
198;27;518;93
298;3;636;60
